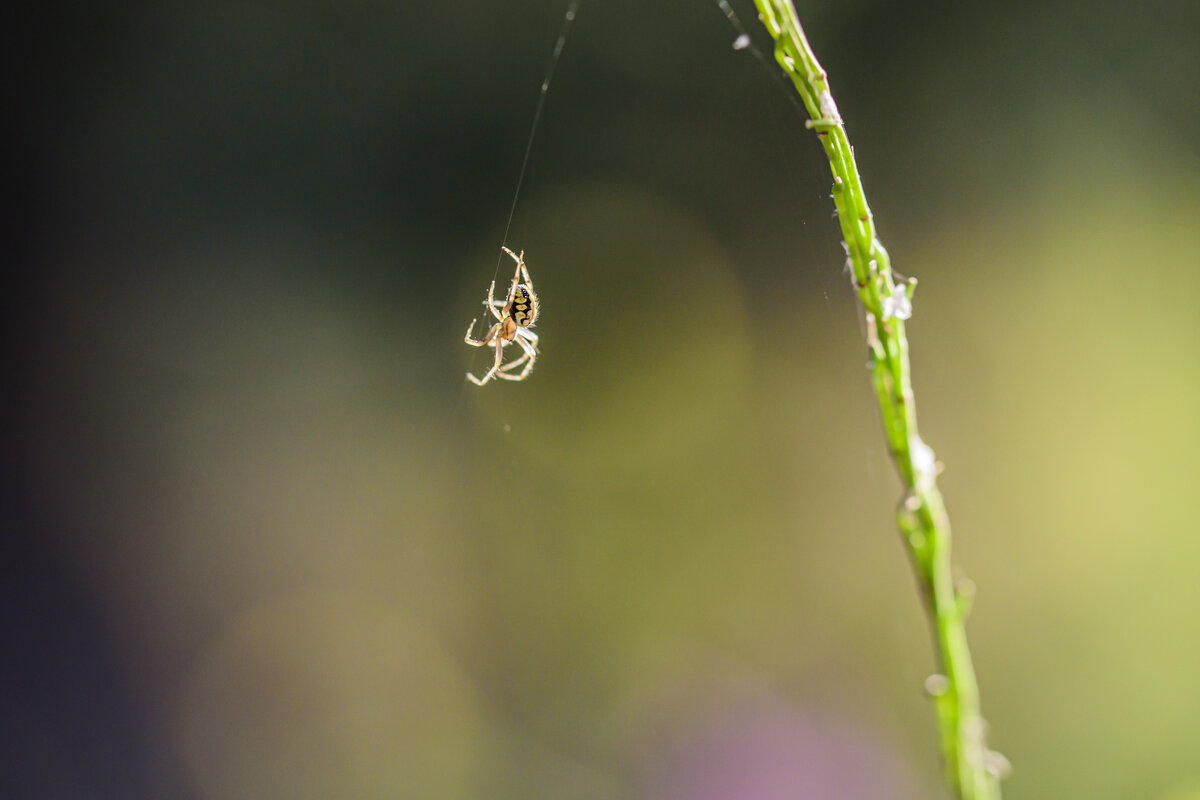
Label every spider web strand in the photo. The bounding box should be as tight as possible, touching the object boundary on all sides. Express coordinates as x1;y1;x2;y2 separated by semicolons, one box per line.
493;0;582;280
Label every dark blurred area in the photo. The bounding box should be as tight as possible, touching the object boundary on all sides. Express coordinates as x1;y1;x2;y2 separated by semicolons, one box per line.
5;1;1200;798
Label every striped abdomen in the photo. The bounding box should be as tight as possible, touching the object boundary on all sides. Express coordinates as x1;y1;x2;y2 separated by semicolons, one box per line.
511;285;538;327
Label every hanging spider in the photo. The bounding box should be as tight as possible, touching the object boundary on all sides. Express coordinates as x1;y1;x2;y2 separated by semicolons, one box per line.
464;246;540;385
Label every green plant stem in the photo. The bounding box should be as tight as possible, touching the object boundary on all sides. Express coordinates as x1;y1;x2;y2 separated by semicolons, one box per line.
749;2;1004;797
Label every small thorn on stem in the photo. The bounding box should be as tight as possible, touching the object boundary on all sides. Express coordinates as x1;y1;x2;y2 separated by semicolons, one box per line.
984;749;1012;779
925;673;950;697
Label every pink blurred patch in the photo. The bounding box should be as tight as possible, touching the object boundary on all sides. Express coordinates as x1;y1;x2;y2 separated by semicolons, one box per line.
644;707;914;800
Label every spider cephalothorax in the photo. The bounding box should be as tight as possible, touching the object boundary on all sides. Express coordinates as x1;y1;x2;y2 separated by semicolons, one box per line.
464;247;540;385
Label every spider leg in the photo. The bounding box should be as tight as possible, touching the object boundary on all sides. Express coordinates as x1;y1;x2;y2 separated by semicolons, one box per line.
496;328;535;371
502;247;533;285
502;246;523;269
498;328;538;373
497;334;537;381
498;338;532;372
516;327;538;349
482;280;506;321
497;345;536;381
497;350;530;373
501;247;525;304
482;299;506;321
464;320;500;346
467;335;507;386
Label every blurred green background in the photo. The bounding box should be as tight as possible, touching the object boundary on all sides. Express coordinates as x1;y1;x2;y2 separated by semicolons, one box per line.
6;1;1200;798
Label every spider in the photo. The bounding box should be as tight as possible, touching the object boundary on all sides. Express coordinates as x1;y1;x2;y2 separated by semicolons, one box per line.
464;246;540;385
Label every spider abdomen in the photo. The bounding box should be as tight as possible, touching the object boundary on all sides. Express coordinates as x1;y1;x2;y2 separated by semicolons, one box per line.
511;285;538;327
